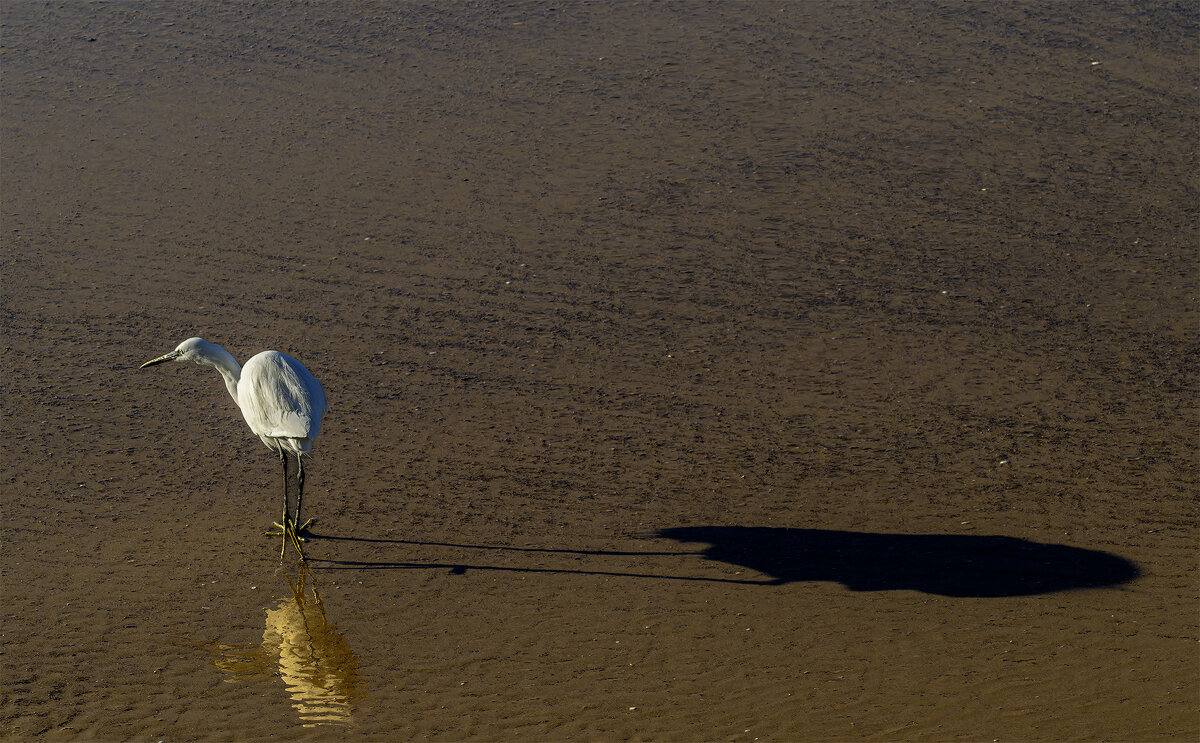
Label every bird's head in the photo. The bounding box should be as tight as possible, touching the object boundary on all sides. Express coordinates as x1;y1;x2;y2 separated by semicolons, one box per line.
140;337;211;368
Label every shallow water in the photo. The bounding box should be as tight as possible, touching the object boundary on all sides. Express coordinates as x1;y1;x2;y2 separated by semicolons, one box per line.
183;567;363;728
2;1;1196;740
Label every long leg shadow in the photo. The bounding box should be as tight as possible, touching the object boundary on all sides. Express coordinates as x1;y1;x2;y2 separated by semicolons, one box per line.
305;531;758;585
305;527;1140;597
310;533;684;557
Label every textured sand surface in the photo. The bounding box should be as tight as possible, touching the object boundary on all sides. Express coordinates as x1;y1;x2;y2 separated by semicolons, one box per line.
2;1;1196;740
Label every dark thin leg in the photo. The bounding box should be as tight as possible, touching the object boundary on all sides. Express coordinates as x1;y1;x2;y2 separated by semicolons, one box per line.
279;448;291;560
296;454;316;533
279;448;290;528
264;448;304;560
295;454;305;527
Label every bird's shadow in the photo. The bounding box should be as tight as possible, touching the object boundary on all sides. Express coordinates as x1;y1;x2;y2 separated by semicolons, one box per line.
662;526;1140;597
307;526;1139;597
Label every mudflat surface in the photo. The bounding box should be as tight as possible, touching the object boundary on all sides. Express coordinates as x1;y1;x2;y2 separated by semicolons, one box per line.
2;2;1196;741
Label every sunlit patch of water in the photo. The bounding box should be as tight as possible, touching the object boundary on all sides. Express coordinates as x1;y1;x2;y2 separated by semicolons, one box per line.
180;566;364;727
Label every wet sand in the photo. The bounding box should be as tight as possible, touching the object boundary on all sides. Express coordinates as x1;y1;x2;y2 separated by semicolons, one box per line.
2;1;1196;740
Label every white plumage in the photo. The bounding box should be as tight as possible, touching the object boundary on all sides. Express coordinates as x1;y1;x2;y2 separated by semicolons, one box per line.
239;350;326;451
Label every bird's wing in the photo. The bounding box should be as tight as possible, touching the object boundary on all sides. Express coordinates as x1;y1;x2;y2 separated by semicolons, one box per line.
239;351;325;441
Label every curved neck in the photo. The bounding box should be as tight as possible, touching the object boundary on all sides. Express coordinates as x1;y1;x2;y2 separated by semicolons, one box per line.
197;345;243;403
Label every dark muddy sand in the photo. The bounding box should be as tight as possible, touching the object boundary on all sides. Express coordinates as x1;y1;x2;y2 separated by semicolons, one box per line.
2;2;1196;740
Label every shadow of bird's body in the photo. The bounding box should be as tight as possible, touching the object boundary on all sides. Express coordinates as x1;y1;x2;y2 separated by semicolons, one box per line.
661;526;1140;596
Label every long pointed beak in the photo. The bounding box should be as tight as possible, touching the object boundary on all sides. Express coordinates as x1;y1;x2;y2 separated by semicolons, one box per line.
140;351;180;368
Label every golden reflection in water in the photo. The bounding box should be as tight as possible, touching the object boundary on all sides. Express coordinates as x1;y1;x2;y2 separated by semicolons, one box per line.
191;566;363;727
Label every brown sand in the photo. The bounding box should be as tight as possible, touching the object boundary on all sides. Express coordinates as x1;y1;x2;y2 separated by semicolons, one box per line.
2;1;1196;740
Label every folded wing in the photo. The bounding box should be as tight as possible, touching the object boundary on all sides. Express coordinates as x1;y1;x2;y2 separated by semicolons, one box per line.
238;351;327;447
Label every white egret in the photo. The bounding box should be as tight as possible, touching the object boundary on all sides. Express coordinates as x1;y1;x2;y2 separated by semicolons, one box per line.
140;337;328;560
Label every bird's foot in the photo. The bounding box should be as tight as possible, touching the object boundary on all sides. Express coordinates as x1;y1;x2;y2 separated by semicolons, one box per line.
263;517;315;541
263;517;309;561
